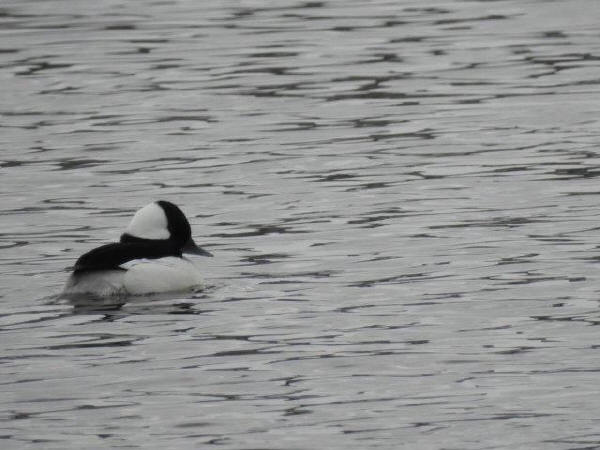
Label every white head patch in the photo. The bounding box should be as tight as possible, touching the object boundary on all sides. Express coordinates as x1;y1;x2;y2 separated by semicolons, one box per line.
124;202;170;240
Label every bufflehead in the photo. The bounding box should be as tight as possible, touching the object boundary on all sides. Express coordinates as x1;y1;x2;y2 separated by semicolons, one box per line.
62;200;213;298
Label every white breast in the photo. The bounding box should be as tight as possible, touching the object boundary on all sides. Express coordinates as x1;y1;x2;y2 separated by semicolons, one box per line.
62;257;204;298
122;257;204;295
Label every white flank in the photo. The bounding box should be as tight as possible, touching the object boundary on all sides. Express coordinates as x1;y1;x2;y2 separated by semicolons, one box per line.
123;257;204;295
62;257;204;298
62;270;127;297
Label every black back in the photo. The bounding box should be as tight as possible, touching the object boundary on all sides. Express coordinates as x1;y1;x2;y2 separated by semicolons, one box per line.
73;240;179;273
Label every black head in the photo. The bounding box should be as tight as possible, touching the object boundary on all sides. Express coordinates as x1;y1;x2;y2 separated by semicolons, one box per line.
120;200;212;257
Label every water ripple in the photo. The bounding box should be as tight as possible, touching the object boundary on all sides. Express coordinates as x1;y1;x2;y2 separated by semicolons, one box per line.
3;0;600;448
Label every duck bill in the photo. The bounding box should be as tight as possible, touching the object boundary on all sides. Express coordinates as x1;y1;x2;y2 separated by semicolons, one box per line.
183;238;213;257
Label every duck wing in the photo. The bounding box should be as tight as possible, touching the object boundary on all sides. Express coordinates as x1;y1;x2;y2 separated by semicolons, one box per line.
73;241;176;272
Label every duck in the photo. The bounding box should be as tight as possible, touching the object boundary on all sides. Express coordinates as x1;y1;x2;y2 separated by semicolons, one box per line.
62;200;213;298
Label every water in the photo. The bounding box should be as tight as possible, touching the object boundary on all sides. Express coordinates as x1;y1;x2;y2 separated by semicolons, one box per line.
2;0;600;448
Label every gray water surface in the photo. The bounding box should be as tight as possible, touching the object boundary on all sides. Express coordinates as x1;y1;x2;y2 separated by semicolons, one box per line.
2;0;600;448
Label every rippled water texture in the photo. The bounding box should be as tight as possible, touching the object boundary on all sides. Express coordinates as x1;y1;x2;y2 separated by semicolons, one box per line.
2;0;600;448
